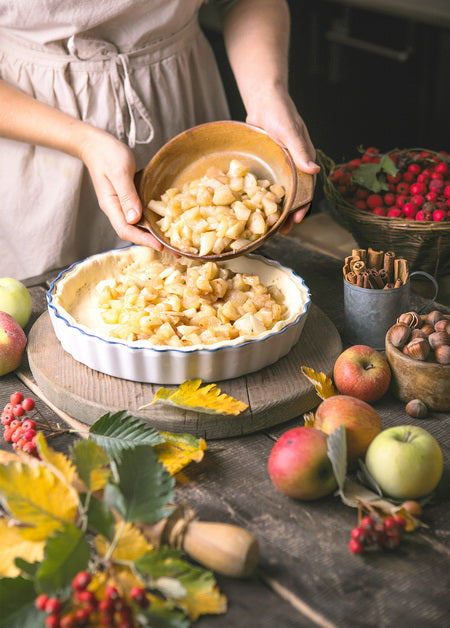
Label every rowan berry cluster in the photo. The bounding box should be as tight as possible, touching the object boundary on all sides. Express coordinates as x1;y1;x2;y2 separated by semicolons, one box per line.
348;514;407;554
1;391;39;456
35;570;149;627
331;148;450;221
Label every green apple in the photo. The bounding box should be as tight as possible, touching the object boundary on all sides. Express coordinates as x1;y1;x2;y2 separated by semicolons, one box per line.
0;277;33;328
365;425;444;500
268;426;337;500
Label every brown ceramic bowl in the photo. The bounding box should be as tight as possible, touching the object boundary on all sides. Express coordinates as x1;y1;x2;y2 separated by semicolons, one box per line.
139;120;314;261
385;315;450;411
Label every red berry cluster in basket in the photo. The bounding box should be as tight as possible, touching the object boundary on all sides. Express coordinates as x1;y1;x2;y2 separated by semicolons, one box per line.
331;148;450;221
349;513;407;554
1;391;39;456
35;570;149;627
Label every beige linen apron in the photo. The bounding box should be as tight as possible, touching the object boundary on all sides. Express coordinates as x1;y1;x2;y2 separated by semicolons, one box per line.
0;0;231;279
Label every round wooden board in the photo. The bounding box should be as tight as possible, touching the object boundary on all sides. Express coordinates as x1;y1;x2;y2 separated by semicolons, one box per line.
27;304;341;439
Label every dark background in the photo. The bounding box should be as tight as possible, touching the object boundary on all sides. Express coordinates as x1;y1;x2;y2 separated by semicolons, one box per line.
202;0;450;163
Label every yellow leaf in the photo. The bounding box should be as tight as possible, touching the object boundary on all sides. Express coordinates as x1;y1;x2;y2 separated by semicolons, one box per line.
0;518;44;577
179;585;227;621
90;468;110;492
95;522;152;562
303;412;315;428
0;461;79;541
36;433;77;486
143;379;248;416
300;366;336;400
155;432;207;476
0;450;21;465
89;569;147;603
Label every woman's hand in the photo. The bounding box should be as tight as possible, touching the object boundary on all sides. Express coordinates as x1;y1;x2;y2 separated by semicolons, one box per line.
245;87;320;233
223;0;320;234
79;128;164;250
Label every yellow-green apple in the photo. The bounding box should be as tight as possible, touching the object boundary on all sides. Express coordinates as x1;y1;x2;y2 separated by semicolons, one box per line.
267;426;337;500
314;395;382;463
365;425;443;500
0;278;33;328
333;345;391;403
0;311;27;376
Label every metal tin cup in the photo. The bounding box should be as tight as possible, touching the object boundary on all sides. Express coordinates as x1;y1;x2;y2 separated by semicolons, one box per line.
343;271;438;350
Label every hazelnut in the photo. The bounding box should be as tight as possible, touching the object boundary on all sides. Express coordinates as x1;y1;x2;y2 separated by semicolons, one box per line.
434;318;450;333
389;324;411;348
400;501;423;518
411;328;428;340
404;338;430;361
425;310;443;326
420;323;435;336
397;311;420;328
405;398;428;419
435;344;450;365
428;330;450;350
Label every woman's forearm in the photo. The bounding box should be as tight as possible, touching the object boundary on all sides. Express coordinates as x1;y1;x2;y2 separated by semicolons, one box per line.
222;0;291;116
0;79;102;159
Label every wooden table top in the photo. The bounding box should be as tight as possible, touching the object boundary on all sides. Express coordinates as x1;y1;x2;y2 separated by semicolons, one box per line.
1;234;449;628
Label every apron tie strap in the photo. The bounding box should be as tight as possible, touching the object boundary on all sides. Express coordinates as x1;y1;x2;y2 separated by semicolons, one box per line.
67;35;154;148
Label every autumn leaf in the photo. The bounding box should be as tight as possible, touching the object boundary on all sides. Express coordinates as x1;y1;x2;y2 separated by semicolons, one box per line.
136;547;227;621
0;461;79;541
36;433;77;486
303;412;315;428
343;478;422;531
143;379;248;416
95;521;152;562
300;366;335;400
155;432;207;476
0;450;21;465
0;518;44;577
72;439;110;492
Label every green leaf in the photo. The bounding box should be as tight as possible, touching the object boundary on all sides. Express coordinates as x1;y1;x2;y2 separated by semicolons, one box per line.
351;155;398;193
0;577;40;628
35;524;90;594
72;439;109;490
327;425;348;501
89;411;164;460
83;493;115;539
379;154;398;176
357;459;384;496
104;446;175;524
13;558;39;578
140;607;190;628
136;547;216;590
352;163;388;193
136;547;226;620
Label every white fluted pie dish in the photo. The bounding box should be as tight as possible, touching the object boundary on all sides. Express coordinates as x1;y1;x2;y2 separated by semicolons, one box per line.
47;245;310;384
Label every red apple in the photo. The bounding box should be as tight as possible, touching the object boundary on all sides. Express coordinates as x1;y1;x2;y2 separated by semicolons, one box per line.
0;311;27;376
314;395;382;463
333;345;391;402
268;427;337;500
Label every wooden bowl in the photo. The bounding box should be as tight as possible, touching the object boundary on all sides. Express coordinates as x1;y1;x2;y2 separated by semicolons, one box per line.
139;121;314;261
385;315;450;411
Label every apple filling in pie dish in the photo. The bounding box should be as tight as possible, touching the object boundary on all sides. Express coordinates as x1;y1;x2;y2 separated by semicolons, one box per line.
47;246;311;383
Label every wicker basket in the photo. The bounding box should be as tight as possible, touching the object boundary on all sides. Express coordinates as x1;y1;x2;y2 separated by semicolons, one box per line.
317;149;450;277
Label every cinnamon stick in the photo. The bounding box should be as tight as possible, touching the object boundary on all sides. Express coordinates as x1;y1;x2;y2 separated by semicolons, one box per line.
367;247;384;270
383;251;395;283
